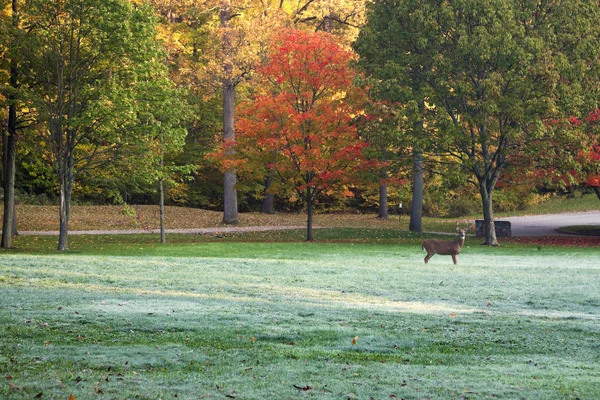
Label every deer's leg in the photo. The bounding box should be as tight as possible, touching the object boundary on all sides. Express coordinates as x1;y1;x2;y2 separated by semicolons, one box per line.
424;253;433;263
452;254;457;264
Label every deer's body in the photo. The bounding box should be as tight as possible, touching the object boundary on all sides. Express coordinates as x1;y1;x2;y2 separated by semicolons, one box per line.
422;225;472;264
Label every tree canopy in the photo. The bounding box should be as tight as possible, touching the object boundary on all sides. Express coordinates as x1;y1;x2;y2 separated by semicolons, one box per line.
216;29;373;240
355;0;600;245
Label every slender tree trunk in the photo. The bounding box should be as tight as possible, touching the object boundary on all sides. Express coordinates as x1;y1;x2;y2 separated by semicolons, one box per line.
2;0;19;249
409;148;424;232
261;175;274;214
306;187;314;241
377;183;388;219
221;1;238;225
159;178;166;244
479;181;498;246
57;170;72;251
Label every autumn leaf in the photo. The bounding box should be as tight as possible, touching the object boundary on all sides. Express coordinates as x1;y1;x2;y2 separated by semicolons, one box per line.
351;336;358;345
293;384;312;391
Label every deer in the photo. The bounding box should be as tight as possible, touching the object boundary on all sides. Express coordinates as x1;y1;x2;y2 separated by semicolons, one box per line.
422;223;475;264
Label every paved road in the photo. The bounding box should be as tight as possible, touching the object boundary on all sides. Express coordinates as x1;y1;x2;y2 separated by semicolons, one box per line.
500;210;600;236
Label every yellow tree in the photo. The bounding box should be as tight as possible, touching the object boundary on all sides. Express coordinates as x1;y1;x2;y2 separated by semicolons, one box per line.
146;0;367;219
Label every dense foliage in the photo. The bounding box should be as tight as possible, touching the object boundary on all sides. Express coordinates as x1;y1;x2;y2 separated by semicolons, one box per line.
2;0;599;244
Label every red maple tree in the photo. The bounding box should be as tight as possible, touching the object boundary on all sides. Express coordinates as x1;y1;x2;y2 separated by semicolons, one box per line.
227;29;373;240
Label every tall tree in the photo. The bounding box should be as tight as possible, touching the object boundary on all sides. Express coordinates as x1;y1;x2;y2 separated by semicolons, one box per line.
147;0;367;216
219;0;239;224
28;0;174;250
354;0;440;233
1;0;23;248
357;0;600;245
222;29;372;240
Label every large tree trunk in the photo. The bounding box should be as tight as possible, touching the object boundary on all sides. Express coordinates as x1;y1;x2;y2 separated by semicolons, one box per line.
409;149;424;232
222;80;238;224
479;180;498;246
221;1;238;225
377;183;388;219
261;175;274;214
2;99;17;248
306;187;314;241
2;0;19;249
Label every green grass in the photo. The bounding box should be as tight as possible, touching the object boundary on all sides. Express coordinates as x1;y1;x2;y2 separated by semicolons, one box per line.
1;238;599;399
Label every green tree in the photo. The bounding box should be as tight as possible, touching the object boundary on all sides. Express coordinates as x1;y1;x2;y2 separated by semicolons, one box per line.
0;0;27;248
354;0;441;233
28;0;175;250
127;76;191;244
356;0;600;245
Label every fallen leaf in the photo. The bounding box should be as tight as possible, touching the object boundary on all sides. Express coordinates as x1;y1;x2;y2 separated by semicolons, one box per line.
293;385;312;391
351;336;358;345
70;395;76;400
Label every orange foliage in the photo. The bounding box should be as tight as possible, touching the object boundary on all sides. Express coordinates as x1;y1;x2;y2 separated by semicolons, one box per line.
214;28;375;198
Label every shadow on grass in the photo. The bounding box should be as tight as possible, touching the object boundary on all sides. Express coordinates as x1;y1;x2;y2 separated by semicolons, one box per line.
557;225;600;236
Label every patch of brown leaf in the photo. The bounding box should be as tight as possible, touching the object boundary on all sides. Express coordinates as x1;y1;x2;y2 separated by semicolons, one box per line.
505;235;600;247
15;205;397;232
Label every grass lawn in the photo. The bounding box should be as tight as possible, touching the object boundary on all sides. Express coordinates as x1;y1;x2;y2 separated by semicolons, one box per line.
1;234;599;399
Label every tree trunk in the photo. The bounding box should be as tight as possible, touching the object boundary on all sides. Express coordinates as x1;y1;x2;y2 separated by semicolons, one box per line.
409;149;424;232
159;178;166;244
377;183;388;219
2;0;19;249
2;103;17;248
261;175;274;214
593;186;600;201
306;187;314;241
221;1;238;225
479;181;498;246
57;174;72;251
222;80;238;224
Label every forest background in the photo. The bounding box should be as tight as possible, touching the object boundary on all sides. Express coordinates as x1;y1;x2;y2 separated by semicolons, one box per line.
1;0;600;250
